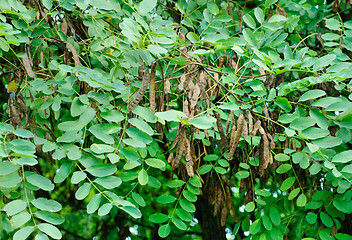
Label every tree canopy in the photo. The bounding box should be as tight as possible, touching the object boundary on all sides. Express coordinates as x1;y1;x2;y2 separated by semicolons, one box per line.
1;0;352;239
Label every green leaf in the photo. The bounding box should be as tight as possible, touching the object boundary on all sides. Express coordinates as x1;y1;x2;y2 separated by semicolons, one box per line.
199;165;212;174
326;18;342;31
4;200;27;216
302;127;329;140
186;32;200;43
121;206;142;218
276;97;292;112
0;161;20;175
207;2;219;15
292;152;310;169
158;224;171;238
132;192;146;207
312;136;342;148
188;175;202;188
183;190;197;202
189;116;216;129
245;201;255;212
155;110;187;122
274;153;290;162
254;8;264;24
236;170;249;179
172;217;187;231
0;171;22;188
320;212;333;227
332;150;352;163
94;176;122;189
98;203;112;216
243;14;256;29
149;213;169;223
306;212;317;224
71;97;87;117
35;211;65;225
54;162;71;183
139;0;156;13
86;164;117;177
128;118;154;135
35;233;49;240
71;171;86;184
179;199;196;212
243;28;256;46
138;168;148;185
269;207;280;225
101;110;124;123
87;194;101;214
214;166;227;174
297;193;307;207
176;208;192;222
132;106;157;123
75;182;91;200
157;195;176;204
280;177;295;191
166;180;185;188
262;215;272;231
13;226;35;240
38;223;62;239
276;160;293;173
26;173;54;191
289;117;316;131
31;198;62;212
335;233;352;240
11;211;31;229
13;128;34;138
288;188;300;200
249;219;261;234
90;143;115;154
299;90;326;102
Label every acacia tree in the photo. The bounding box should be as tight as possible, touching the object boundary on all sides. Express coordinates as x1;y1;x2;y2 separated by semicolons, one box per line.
1;0;352;239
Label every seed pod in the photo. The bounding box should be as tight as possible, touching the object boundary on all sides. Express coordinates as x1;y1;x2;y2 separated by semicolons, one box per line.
127;69;150;111
221;201;227;227
149;63;157;113
249;120;261;137
248;112;253;133
227;113;244;160
66;42;80;67
214;111;228;150
259;127;270;177
242;120;248;139
167;152;174;164
267;132;275;148
225;186;238;222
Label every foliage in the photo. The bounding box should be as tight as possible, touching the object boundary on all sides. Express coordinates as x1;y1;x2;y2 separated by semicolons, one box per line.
1;0;352;239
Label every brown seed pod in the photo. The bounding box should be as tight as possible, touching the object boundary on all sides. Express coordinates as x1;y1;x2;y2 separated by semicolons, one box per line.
221;200;228;227
214;111;228;150
127;69;150;111
267;132;275;148
249;120;261;137
227;113;244;160
22;57;35;78
248;112;253;133
258;67;267;82
190;84;200;113
149;63;157;113
242;120;248;139
66;41;80;67
174;129;186;166
221;175;235;188
219;56;226;68
167;152;174;164
225;186;238;222
259;126;270;177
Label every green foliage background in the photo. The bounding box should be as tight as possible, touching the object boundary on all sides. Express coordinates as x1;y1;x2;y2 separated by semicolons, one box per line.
1;0;352;239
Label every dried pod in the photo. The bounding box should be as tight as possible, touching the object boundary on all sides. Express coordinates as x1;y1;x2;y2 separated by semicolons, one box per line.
127;69;150;111
149;63;157;113
22;57;35;78
167;152;174;164
214;111;228;150
220;201;228;227
225;186;238;222
242;120;248;139
138;65;144;81
292;138;297;150
267;132;275;148
221;175;235;188
66;41;80;67
174;129;186;166
259;127;270;177
219;56;226;68
249;120;261;137
258;67;267;82
225;112;231;134
248;112;253;133
190;84;200;113
227;113;245;160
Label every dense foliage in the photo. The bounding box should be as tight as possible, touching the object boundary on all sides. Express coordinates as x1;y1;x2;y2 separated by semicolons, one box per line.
1;0;352;239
